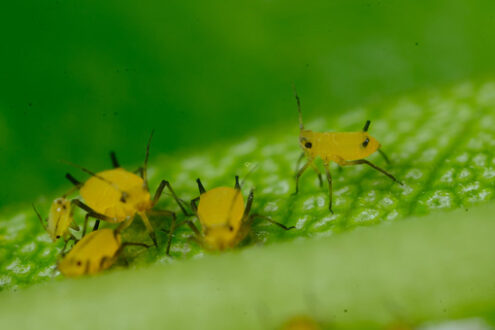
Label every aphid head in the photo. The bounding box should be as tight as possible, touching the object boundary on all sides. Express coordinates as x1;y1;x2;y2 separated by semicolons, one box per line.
359;120;381;158
203;223;238;251
120;185;152;212
359;132;381;157
299;130;317;157
58;256;87;277
47;197;72;242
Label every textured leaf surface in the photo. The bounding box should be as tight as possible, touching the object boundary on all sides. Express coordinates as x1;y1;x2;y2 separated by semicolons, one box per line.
1;80;495;328
0;201;495;330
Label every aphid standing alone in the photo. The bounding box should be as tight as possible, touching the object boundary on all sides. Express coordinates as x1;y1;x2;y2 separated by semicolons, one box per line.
185;176;295;251
65;132;189;254
33;197;79;247
58;225;148;277
293;88;402;213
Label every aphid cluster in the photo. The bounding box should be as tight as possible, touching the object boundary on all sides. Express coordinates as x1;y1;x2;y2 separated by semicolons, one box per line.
34;89;401;277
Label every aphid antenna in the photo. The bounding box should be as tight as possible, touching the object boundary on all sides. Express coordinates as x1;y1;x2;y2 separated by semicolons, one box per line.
60;160;126;196
32;204;48;231
225;163;259;226
363;120;371;132
292;83;304;131
142;129;155;190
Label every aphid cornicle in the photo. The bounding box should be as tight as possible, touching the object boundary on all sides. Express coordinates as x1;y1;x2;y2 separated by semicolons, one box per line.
65;132;189;254
184;176;295;251
32;197;79;247
58;224;149;277
292;87;402;213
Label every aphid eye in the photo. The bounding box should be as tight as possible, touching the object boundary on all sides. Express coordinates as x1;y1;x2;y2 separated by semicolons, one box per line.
362;138;370;148
76;261;82;266
228;226;234;232
56;235;61;239
56;200;62;205
304;142;312;149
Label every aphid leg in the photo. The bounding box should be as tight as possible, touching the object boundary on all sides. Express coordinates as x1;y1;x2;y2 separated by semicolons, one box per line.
342;159;403;185
93;220;100;231
152;180;191;216
310;163;324;188
71;199;113;221
234;175;241;190
166;213;177;255
190;197;200;213
81;214;101;237
109;151;120;168
196;178;206;194
138;212;158;247
153;210;177;255
378;149;391;165
72;199;113;236
250;213;295;230
32;204;48;232
323;163;334;214
294;152;305;174
293;160;312;195
61;233;78;255
82;214;90;236
242;189;255;219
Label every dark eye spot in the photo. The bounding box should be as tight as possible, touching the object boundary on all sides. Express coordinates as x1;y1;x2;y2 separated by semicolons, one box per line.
56;235;61;239
228;226;234;232
304;142;312;149
76;261;82;266
57;200;62;205
62;205;67;210
362;138;369;148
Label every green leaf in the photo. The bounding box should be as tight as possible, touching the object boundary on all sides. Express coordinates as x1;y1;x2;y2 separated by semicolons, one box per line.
1;201;495;329
1;80;495;328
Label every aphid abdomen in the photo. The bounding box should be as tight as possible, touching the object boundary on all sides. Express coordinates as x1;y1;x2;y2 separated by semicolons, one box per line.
59;229;121;277
197;187;245;228
80;168;145;222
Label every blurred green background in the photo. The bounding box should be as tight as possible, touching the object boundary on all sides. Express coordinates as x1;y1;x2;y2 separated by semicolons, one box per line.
1;0;495;208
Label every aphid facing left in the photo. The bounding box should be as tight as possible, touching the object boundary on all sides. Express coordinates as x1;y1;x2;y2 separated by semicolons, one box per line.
33;197;78;243
65;132;189;254
185;176;295;251
58;226;148;277
292;87;402;213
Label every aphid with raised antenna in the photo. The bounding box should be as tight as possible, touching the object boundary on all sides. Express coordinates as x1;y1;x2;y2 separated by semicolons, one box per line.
292;86;402;213
183;174;295;251
64;131;189;254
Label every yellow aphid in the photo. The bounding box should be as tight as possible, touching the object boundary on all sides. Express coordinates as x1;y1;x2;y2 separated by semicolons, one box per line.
186;176;294;251
293;88;402;213
33;197;77;242
58;227;148;277
79;168;152;222
58;228;120;277
66;132;188;253
281;316;321;330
